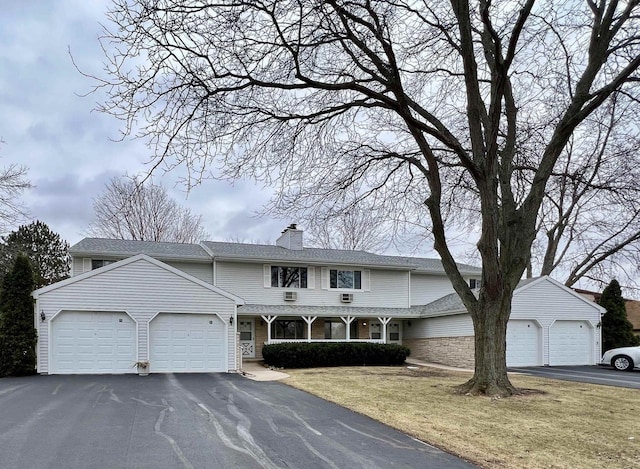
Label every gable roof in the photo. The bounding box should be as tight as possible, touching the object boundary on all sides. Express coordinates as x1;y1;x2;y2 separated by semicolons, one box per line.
70;237;480;273
33;254;244;304
418;276;606;317
71;238;211;262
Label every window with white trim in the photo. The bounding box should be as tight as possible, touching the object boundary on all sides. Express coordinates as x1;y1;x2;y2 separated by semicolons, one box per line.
324;320;358;339
272;319;306;339
469;278;480;289
91;259;115;270
330;269;362;289
271;266;308;288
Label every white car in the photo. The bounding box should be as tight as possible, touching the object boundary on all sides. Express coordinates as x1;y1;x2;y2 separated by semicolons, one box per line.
600;346;640;371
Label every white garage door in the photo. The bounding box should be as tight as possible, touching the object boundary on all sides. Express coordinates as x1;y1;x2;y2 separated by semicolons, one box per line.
149;314;227;373
549;320;592;365
51;311;136;374
506;320;541;367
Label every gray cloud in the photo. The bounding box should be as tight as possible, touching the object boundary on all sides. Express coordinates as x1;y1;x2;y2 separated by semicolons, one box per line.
0;0;283;245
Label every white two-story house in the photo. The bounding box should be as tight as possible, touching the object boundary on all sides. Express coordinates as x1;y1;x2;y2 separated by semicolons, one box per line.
32;225;604;375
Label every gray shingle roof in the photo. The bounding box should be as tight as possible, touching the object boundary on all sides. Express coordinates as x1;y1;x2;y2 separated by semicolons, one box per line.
203;241;481;273
239;304;422;318
70;237;481;273
71;238;211;261
418;277;543;317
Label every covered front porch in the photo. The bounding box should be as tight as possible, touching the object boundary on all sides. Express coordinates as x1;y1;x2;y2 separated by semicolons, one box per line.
237;304;417;360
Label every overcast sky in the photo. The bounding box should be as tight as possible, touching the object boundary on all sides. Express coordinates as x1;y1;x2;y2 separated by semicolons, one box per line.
0;0;291;247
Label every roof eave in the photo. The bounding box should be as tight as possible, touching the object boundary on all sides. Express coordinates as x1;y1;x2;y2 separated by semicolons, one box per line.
212;255;416;270
70;250;211;263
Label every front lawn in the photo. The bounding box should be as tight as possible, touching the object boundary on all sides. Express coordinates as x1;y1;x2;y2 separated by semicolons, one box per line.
284;366;639;469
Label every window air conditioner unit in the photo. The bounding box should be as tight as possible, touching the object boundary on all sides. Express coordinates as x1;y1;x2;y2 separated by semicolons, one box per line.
284;291;297;301
340;293;353;303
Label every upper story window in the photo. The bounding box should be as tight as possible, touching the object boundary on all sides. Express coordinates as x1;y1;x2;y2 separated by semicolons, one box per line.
91;259;115;270
271;266;308;288
330;269;361;289
469;278;480;289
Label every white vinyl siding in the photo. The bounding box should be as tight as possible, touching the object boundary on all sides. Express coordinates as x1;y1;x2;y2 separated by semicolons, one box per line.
410;274;456;306
404;315;474;339
217;261;408;308
165;261;213;284
35;258;236;374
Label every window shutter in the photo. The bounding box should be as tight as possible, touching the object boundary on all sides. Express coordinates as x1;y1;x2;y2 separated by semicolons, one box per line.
321;267;329;290
263;265;271;288
83;258;91;273
363;269;371;291
307;266;315;289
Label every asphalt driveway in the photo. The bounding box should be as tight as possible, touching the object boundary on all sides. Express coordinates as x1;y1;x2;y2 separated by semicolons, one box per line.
509;365;640;389
0;373;474;469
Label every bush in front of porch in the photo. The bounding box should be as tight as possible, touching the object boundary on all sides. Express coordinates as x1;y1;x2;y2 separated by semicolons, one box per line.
262;342;410;368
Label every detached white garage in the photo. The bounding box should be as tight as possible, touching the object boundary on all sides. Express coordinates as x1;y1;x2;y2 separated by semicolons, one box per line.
404;276;604;368
32;255;243;375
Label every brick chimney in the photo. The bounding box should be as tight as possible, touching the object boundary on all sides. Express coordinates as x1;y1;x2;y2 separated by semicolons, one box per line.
276;224;303;250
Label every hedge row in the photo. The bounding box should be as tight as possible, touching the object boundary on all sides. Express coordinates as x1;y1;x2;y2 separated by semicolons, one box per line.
261;342;410;368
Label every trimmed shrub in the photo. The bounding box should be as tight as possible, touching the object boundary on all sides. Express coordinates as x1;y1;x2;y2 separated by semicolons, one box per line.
262;342;410;368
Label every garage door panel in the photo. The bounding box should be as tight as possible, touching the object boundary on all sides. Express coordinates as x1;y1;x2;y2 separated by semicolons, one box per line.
51;311;137;374
549;320;592;365
506;320;541;367
149;313;226;373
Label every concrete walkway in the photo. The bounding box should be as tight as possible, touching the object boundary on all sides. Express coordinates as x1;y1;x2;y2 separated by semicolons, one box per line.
405;358;474;373
240;361;290;381
240;359;472;381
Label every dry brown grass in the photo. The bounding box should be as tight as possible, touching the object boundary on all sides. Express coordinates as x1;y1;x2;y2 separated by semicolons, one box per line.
284;366;640;469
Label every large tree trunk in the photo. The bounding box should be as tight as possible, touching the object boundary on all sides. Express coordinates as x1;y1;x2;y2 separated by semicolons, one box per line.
455;294;518;397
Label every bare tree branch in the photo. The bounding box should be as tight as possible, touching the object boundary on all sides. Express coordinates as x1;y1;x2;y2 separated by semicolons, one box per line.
87;176;208;243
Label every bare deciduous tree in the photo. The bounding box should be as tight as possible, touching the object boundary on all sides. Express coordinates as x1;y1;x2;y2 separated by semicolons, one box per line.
0;162;30;234
88;177;208;243
531;99;640;292
304;193;392;252
91;1;640;396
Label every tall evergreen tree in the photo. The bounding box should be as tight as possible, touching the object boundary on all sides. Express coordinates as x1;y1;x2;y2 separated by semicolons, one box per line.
0;221;70;288
599;279;640;352
0;254;37;376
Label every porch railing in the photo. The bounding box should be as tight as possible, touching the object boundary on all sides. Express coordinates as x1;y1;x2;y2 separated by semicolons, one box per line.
267;338;385;344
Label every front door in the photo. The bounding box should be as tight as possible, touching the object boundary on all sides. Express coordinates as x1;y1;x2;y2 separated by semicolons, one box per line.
239;319;255;358
387;322;401;343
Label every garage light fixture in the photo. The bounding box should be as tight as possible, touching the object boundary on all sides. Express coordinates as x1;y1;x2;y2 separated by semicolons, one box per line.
40;311;46;322
229;316;234;326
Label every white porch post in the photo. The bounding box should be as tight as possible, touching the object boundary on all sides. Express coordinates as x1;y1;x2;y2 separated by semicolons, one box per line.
261;315;277;343
340;315;355;341
378;317;392;344
301;316;317;342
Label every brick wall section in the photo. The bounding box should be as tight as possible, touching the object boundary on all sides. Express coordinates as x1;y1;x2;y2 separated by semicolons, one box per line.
404;336;475;369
